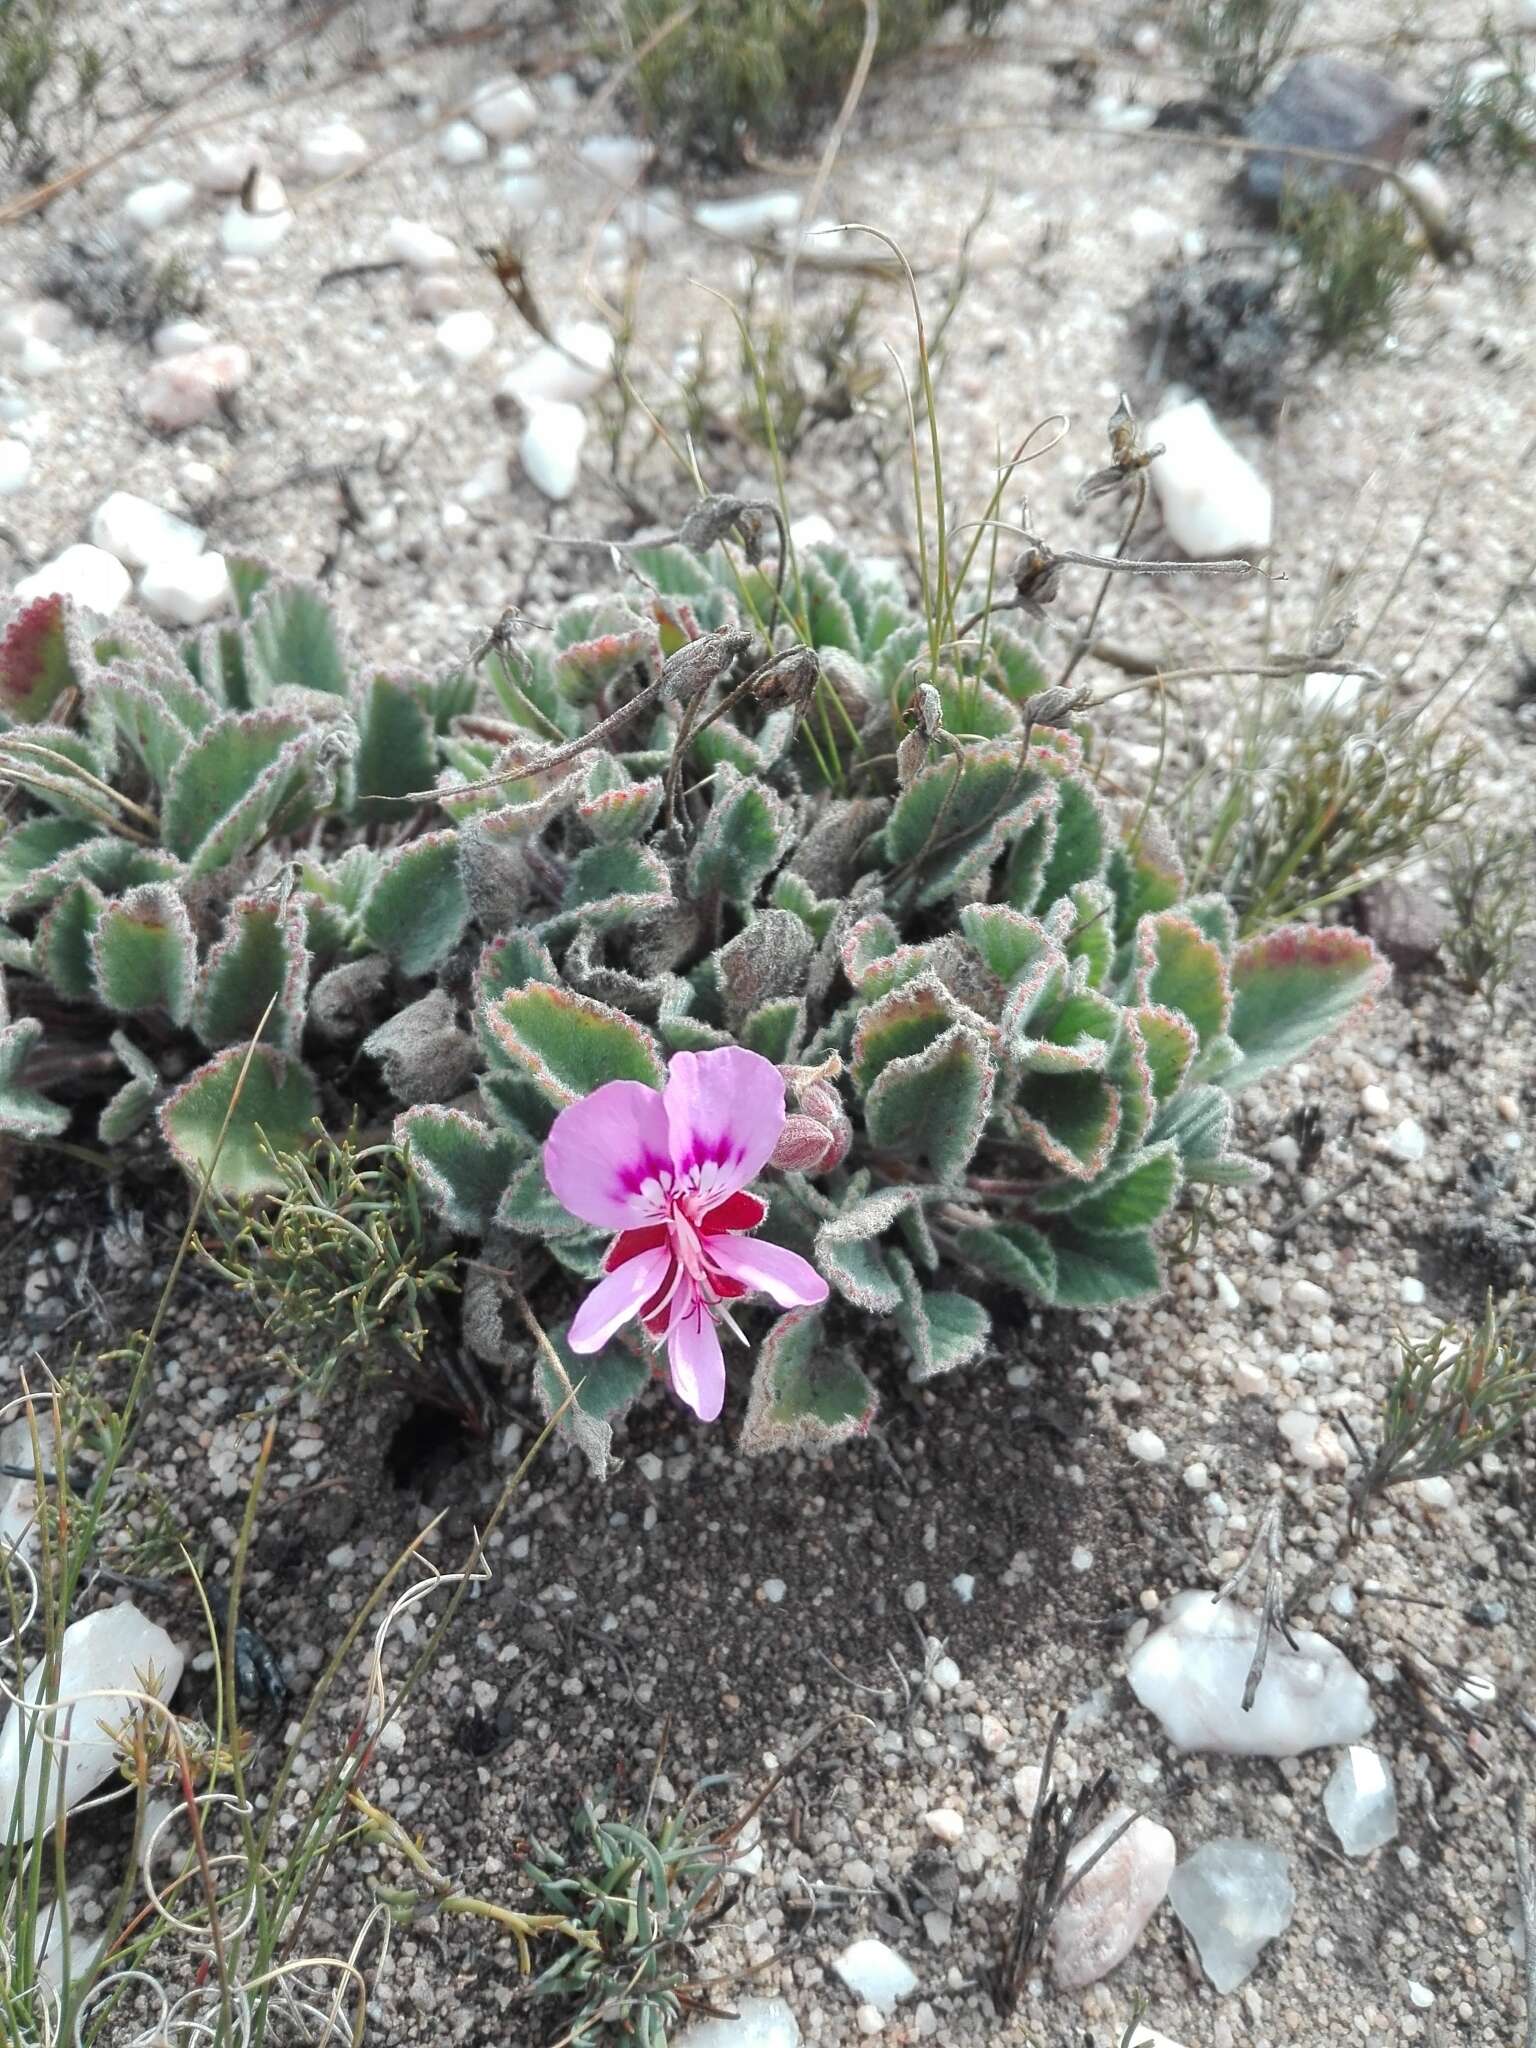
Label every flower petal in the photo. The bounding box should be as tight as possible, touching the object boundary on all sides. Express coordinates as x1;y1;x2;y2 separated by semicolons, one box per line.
543;1079;672;1231
568;1245;672;1354
604;1223;669;1271
665;1285;726;1422
663;1047;785;1202
705;1233;830;1309
699;1189;767;1235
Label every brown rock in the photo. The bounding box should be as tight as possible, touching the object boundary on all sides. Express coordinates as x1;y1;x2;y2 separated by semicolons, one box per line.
1242;58;1430;217
1357;879;1449;972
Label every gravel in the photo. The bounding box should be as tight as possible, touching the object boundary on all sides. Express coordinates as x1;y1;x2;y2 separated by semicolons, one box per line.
3;0;1534;2041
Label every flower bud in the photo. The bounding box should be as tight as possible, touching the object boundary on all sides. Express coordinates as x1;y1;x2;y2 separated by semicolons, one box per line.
770;1111;850;1175
798;1078;843;1127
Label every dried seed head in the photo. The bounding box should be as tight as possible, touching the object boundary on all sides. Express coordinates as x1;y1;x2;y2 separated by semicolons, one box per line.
751;644;820;710
907;680;944;739
676;493;777;565
1077;391;1165;502
678;493;752;553
1010;541;1064;617
658;625;754;703
1021;684;1092;731
896;726;930;788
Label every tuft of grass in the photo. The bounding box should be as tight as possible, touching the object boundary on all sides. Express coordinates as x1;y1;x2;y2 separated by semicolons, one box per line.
1173;0;1303;105
1347;1293;1536;1534
1435;28;1536;180
515;1789;736;2044
1281;184;1421;359
1184;683;1476;932
1443;825;1534;1013
0;0;56;162
993;1710;1133;2013
195;1122;461;1404
678;272;886;463
0;0;103;178
623;0;945;165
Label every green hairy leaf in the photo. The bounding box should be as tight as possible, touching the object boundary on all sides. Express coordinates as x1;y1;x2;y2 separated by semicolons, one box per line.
1223;926;1389;1090
193;896;309;1051
396;1104;527;1235
491;982;666;1104
864;1023;995;1180
363;831;469;976
0;506;1394;1462
0;973;68;1139
687;764;791;907
92;884;196;1024
159;1046;321;1198
740;1309;876;1454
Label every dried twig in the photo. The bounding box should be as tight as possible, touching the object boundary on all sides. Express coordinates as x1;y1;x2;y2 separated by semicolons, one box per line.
993;1713;1133;2012
1215;1500;1298;1711
405;626;752;802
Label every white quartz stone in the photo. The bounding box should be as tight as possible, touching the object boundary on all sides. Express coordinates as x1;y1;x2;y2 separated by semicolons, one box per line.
0;1604;185;1844
1147;398;1272;559
1323;1745;1399;1857
1128;1591;1373;1755
1167;1838;1294;1993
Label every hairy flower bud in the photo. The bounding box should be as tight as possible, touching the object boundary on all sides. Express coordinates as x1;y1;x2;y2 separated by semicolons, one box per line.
772;1055;850;1173
770;1110;850;1175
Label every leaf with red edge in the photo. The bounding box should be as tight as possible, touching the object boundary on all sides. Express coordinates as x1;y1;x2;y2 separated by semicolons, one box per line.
489;981;665;1105
1015;1068;1122;1180
1223;925;1389;1091
865;1022;995;1179
0;596;75;723
740;1308;876;1456
1134;910;1231;1048
159;1046;320;1197
1105;816;1186;947
0;973;69;1140
552;605;661;704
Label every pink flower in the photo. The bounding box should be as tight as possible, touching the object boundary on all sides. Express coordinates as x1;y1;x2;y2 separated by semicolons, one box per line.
543;1046;830;1422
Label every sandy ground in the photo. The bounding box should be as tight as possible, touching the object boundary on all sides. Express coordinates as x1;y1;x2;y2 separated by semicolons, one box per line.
3;0;1536;2042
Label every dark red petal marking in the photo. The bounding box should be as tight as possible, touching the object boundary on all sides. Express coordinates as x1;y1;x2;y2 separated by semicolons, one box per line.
640;1258;679;1329
700;1190;766;1235
710;1275;747;1300
604;1224;669;1271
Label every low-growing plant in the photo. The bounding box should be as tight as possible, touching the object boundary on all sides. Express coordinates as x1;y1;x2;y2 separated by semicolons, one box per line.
1173;0;1303;105
1280;184;1421;358
1;405;1389;1464
515;1790;734;2044
1434;26;1536;179
38;230;203;340
386;525;1383;1467
1182;674;1476;931
1346;1293;1536;1534
1442;824;1534;1013
194;1122;465;1406
623;0;946;165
